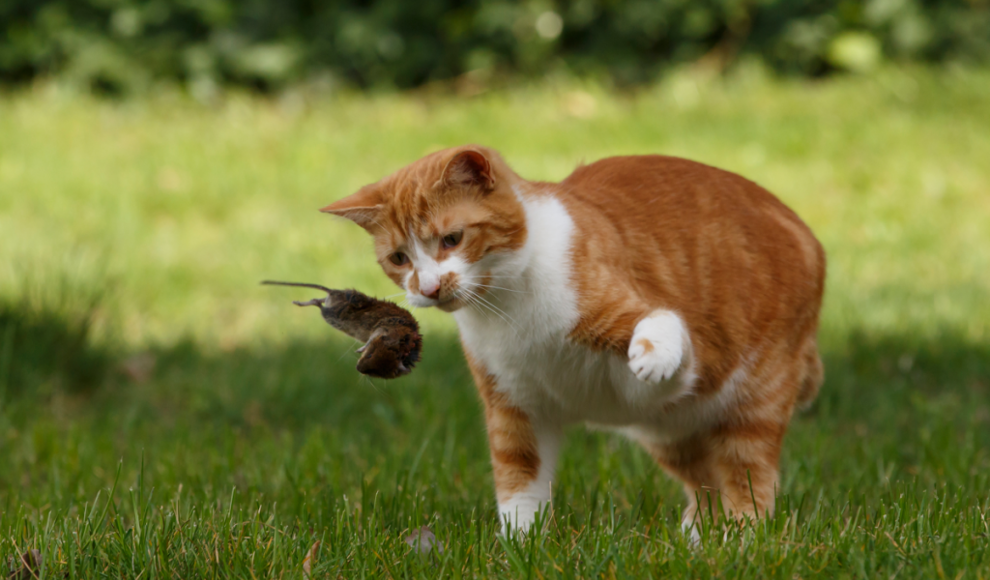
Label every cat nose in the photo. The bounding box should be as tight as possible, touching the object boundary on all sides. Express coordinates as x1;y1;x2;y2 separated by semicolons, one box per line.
420;280;440;300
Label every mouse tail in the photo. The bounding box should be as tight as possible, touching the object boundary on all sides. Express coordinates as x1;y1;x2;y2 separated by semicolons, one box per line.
261;280;334;295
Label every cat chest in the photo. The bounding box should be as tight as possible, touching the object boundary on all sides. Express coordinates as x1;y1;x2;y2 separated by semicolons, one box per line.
457;316;640;424
459;317;735;440
452;193;650;423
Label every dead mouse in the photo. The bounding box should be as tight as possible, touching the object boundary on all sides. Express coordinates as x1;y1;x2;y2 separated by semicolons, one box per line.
262;281;422;379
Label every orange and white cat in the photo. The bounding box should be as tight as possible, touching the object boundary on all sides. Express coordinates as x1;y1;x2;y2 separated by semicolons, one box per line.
322;145;825;537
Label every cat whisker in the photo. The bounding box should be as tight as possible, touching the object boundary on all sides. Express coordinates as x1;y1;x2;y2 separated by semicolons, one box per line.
465;288;520;333
456;289;499;326
472;283;530;294
475;293;517;326
458;275;529;294
457;288;497;321
472;301;508;330
467;274;522;280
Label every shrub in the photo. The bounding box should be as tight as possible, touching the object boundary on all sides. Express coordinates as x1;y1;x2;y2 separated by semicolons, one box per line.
1;0;988;93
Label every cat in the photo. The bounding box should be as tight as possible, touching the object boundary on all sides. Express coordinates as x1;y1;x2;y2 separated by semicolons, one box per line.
321;145;825;538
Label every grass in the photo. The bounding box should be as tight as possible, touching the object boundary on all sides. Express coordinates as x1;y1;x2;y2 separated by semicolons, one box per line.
0;65;989;577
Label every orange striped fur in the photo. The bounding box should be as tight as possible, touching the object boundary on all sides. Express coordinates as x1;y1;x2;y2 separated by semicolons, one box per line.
322;145;825;536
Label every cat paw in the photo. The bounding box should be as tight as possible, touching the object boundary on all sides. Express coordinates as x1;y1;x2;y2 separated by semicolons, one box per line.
498;496;545;535
627;311;687;384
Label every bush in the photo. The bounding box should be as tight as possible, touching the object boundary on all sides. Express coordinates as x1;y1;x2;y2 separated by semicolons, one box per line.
1;0;988;93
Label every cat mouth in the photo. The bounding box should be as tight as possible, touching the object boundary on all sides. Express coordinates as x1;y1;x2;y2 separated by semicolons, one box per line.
435;295;463;313
407;292;463;312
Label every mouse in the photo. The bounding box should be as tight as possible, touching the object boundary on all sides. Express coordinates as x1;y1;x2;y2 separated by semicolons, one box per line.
262;281;422;379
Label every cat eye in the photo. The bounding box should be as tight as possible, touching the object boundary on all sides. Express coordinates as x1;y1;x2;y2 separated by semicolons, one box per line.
442;231;463;249
389;252;409;266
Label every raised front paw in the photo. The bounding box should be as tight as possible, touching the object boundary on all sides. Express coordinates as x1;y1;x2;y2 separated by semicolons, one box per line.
627;311;687;384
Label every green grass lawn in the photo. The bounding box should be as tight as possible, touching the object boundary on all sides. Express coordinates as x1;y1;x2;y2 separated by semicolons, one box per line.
1;66;989;578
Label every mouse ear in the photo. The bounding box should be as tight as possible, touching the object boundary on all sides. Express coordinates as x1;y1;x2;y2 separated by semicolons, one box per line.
440;148;496;192
321;185;383;232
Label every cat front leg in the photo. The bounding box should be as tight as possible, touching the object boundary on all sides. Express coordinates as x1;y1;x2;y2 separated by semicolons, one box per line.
464;351;560;534
627;309;692;385
495;423;561;533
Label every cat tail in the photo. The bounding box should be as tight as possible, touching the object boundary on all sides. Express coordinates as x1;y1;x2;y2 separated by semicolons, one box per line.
796;338;824;410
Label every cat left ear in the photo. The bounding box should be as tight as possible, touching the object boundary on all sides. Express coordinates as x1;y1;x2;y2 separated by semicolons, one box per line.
320;186;383;232
441;149;496;191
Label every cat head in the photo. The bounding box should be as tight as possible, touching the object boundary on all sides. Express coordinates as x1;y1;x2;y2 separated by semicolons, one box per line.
321;145;528;312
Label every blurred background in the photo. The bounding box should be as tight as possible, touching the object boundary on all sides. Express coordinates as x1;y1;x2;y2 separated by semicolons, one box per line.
0;0;989;576
2;0;989;94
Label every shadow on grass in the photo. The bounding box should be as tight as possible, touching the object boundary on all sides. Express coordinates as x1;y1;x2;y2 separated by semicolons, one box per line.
3;292;988;434
142;331;480;434
0;293;113;399
150;328;990;430
814;329;990;420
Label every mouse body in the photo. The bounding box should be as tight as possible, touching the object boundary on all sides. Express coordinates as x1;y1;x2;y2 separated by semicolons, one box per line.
262;281;422;379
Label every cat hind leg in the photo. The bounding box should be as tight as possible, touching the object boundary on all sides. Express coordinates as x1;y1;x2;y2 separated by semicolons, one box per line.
642;422;783;542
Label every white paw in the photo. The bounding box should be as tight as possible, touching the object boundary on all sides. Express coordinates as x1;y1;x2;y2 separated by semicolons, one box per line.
498;495;547;535
681;516;702;545
627;311;687;384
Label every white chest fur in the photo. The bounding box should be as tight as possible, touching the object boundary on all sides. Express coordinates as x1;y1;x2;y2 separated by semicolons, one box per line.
454;194;710;430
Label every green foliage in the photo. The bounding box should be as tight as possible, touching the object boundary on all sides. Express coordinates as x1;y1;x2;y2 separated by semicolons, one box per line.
0;69;989;576
1;0;988;93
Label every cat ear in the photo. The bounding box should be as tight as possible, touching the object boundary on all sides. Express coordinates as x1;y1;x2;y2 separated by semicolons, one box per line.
320;186;383;231
441;149;496;191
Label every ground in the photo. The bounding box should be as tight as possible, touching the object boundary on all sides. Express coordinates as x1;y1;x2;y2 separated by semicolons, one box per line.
0;66;988;578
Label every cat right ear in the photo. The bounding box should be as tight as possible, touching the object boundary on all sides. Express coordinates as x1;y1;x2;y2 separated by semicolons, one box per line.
441;149;496;191
320;186;383;232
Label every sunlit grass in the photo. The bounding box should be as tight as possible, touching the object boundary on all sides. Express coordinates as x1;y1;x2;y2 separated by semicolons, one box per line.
0;66;988;577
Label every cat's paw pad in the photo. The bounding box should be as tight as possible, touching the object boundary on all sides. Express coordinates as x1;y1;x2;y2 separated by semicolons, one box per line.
627;312;687;384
